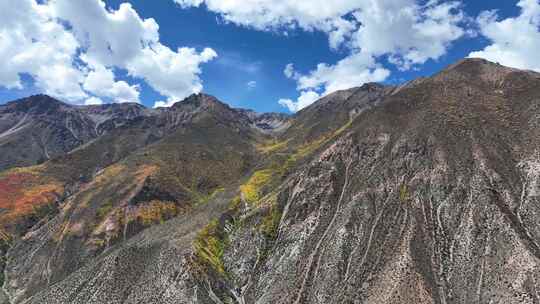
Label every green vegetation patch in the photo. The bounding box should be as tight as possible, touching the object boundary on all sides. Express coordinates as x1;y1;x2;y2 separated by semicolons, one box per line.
240;169;274;205
399;184;410;203
260;198;282;240
256;139;290;154
194;219;228;275
195;187;225;206
96;200;114;219
0;230;12;287
191;118;356;277
286;119;354;169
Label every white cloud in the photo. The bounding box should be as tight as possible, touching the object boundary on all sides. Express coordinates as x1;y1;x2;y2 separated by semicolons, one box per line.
288;0;465;112
296;52;390;94
0;0;86;100
278;90;321;112
127;45;217;107
349;0;465;69
175;0;361;39
84;96;104;105
34;64;88;101
0;0;217;106
154;99;175;108
280;53;390;112
284;63;299;79
83;62;140;103
469;0;540;72
176;0;466;112
247;80;257;89
50;1;160;67
326;18;357;50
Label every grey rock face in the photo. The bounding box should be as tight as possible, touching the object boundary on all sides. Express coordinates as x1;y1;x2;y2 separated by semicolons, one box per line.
236;136;540;303
237;109;291;134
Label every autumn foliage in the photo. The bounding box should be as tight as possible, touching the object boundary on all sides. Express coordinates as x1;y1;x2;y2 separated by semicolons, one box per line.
0;167;64;232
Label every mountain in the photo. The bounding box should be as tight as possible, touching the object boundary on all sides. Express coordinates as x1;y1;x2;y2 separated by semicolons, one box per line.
0;93;290;172
0;95;155;171
1;58;540;304
0;95;97;171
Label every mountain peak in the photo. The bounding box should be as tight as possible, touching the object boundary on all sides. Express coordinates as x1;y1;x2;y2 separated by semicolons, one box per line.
5;94;69;114
443;57;539;76
433;57;540;85
444;57;509;71
171;92;226;109
12;94;61;104
358;82;386;92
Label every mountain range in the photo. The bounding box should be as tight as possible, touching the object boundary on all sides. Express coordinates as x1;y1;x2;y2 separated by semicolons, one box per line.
1;58;540;304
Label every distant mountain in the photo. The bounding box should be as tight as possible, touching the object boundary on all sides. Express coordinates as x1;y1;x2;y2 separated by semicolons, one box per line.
1;58;540;304
0;93;290;171
0;95;99;170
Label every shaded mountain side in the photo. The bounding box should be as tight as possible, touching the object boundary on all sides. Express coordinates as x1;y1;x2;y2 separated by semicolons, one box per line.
0;93;291;172
1;58;540;304
0;95;100;171
236;109;291;134
0;95;154;172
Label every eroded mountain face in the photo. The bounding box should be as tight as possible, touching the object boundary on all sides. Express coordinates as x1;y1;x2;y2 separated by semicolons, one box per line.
1;58;540;304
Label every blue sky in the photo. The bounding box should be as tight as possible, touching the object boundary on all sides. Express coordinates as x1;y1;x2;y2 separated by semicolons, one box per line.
0;0;538;113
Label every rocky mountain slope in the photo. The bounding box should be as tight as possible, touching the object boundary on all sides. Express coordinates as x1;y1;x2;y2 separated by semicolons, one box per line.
1;58;540;304
0;95;156;171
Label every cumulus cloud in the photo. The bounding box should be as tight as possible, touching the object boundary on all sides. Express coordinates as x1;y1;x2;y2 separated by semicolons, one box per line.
285;0;465;111
50;1;159;67
0;0;217;106
281;53;390;111
349;0;465;69
278;90;321;112
469;0;540;72
175;0;360;42
0;0;86;101
82;62;141;103
296;53;390;94
153;99;175;108
177;0;467;112
126;45;217;103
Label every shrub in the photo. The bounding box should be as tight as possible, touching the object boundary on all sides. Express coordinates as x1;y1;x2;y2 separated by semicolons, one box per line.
193;219;227;275
240;169;274;205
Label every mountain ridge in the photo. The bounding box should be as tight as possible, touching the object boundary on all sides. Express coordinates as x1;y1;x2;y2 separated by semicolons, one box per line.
0;92;292;172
